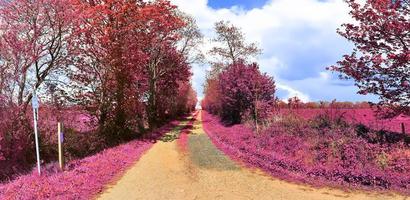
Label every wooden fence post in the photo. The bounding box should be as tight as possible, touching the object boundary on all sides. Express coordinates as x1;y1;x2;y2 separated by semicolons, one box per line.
58;122;65;170
401;123;406;135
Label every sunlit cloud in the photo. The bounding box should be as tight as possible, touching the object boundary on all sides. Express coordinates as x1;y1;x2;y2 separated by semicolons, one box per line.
172;0;378;102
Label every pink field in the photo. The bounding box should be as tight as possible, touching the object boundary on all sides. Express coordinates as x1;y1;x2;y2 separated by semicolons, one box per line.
203;111;410;195
281;108;410;134
0;120;180;200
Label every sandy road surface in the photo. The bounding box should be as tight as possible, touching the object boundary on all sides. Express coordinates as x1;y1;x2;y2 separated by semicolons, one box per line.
97;111;406;200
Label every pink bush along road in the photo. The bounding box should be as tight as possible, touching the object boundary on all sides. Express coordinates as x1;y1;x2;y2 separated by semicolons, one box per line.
202;111;410;195
280;108;410;134
0;120;180;200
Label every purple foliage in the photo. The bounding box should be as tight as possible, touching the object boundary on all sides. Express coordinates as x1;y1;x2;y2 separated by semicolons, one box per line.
202;111;410;195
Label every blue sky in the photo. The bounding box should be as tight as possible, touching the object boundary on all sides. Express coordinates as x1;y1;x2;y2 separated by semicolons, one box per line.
208;0;269;10
172;0;378;103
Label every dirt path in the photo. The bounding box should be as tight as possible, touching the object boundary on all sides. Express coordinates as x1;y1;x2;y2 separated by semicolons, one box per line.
97;111;405;200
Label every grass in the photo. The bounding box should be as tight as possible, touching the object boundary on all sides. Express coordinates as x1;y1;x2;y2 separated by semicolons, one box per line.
160;117;191;142
188;134;239;171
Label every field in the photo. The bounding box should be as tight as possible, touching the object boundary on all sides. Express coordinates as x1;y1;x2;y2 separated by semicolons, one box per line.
203;110;410;195
281;108;410;134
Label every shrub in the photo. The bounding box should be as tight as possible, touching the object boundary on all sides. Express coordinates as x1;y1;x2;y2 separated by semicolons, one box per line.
309;109;349;130
203;111;410;195
0;106;34;181
0;103;104;182
64;128;105;159
215;61;276;125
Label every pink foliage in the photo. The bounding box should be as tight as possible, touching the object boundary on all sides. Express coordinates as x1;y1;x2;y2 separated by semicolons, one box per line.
202;111;410;195
204;61;275;125
329;0;410;116
35;106;96;135
0;120;180;200
0;105;33;181
281;108;410;134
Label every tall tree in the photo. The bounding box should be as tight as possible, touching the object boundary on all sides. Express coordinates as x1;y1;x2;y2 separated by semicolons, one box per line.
0;0;76;175
0;0;75;111
70;0;193;137
177;13;204;65
208;20;261;76
140;1;191;128
69;0;149;142
329;0;410;117
145;47;191;127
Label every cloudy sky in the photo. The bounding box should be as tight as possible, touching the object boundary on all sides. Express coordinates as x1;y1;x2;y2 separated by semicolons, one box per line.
171;0;378;103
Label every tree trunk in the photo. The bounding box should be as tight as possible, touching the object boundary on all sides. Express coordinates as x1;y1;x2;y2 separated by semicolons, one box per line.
17;72;27;106
148;75;157;129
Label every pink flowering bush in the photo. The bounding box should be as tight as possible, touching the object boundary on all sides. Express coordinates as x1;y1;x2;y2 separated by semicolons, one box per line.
203;111;410;195
0;120;180;200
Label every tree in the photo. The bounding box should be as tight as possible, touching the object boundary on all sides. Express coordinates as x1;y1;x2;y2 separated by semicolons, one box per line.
145;47;191;126
217;61;275;125
0;0;197;180
0;0;76;111
329;0;410;117
0;0;76;176
177;13;204;65
173;81;197;116
202;77;222;114
69;0;193;139
69;0;150;142
139;2;191;128
288;96;302;109
208;20;261;76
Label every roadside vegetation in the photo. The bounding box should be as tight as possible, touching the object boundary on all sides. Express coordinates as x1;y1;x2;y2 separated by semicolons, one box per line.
0;0;198;183
0;0;409;198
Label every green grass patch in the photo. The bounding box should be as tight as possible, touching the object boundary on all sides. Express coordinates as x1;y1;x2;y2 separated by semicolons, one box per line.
160;119;190;142
188;134;239;171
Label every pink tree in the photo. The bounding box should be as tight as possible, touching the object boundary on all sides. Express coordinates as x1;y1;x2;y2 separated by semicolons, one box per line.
178;81;198;113
0;0;76;110
69;0;193;139
329;0;410;117
202;78;223;114
0;0;76;177
217;61;276;126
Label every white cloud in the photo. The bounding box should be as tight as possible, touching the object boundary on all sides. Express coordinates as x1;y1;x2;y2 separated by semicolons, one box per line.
173;0;375;102
276;83;310;102
258;56;286;76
